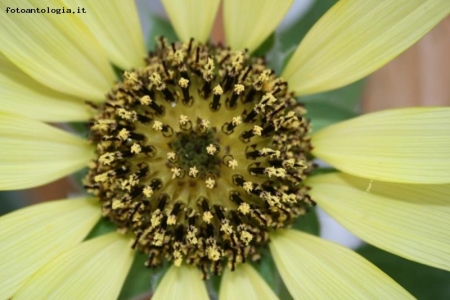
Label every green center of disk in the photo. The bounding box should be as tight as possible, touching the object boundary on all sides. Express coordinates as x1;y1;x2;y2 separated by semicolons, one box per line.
171;130;221;176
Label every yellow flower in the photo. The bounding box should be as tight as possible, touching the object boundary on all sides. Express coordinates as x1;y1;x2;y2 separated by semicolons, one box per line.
1;0;449;299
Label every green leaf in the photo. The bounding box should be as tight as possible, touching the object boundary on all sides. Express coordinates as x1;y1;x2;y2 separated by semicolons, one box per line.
252;248;278;293
84;217;116;240
292;207;320;236
278;0;337;51
301;79;365;112
0;191;27;215
357;244;450;299
147;15;178;50
118;253;152;300
253;33;275;57
118;253;169;300
251;248;291;299
304;101;358;133
207;274;221;300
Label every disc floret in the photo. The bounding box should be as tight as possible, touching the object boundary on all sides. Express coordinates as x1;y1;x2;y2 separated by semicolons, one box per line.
85;38;314;277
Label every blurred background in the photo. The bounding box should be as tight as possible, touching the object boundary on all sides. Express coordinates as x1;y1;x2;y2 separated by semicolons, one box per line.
1;0;449;299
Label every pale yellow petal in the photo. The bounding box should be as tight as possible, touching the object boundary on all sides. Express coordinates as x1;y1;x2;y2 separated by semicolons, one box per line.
153;265;209;300
162;0;220;43
311;107;450;184
308;172;450;271
0;112;94;190
0;53;91;122
14;232;134;300
64;0;146;70
270;230;412;299
0;197;100;300
224;0;292;52
220;263;277;300
283;0;450;96
0;0;115;100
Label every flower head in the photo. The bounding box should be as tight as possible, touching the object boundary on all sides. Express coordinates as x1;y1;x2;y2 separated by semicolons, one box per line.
84;40;313;274
0;0;449;299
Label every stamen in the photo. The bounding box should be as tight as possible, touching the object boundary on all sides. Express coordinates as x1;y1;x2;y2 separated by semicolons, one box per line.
85;39;313;277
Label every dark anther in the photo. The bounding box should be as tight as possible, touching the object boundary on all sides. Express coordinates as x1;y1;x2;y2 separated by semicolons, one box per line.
83;184;99;190
230;192;244;205
243;88;256;103
218;53;230;65
158;36;166;50
221;73;234;92
157;194;169;210
129;132;146;141
261;124;275;136
170;202;183;216
243;109;258;123
131;232;142;249
85;101;98;109
161;61;170;77
245;149;262;159
175;225;184;240
114;165;130;177
171;42;177;55
267;104;285;120
137;114;153;124
252;209;267;226
130;187;143;199
202;81;212;99
136;163;149;178
239;66;252;82
195;47;200;64
188;214;197;227
261;182;277;194
240;129;254;140
211;93;221;111
248;162;265;175
162;88;175;102
232;175;245;186
227;93;239;109
150;178;163;191
214;205;226;221
230;251;237;271
142;145;157;157
268;160;283;168
162;125;174;137
206;224;214;237
148;101;165;116
187;38;193;54
181;86;191;105
199;197;210;212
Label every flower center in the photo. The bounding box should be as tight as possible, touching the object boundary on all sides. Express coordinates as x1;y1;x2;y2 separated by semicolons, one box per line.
85;38;314;277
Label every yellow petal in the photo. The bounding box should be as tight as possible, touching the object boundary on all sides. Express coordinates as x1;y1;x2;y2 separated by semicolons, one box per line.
219;263;277;300
270;230;412;299
0;197;100;300
0;0;115;100
308;172;450;272
14;232;134;300
0;53;90;122
283;0;450;96
64;0;146;70
224;0;292;52
0;112;94;190
162;0;220;43
311;107;450;184
153;265;209;300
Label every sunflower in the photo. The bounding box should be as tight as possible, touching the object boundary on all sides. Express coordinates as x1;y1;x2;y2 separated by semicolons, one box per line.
1;0;449;299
